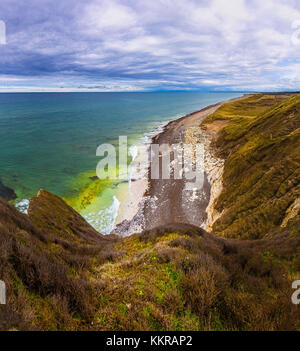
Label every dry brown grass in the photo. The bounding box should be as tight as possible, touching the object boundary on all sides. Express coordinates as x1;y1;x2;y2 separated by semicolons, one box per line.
1;196;299;331
0;195;119;331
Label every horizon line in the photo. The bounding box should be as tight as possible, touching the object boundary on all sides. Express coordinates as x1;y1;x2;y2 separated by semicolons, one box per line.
0;90;299;94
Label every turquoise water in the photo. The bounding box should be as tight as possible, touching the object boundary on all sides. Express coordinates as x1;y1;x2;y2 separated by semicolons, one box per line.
0;92;242;231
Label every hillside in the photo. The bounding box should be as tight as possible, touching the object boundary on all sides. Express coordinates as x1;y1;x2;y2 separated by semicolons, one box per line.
0;192;300;330
0;93;299;331
202;93;300;239
0;192;299;331
0;191;119;330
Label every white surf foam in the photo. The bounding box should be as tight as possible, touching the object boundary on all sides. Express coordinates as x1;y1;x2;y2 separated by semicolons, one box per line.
84;196;120;234
127;119;175;185
15;199;29;214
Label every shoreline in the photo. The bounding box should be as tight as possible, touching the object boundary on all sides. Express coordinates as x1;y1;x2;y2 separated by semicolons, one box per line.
114;120;172;229
114;93;249;236
10;93;248;235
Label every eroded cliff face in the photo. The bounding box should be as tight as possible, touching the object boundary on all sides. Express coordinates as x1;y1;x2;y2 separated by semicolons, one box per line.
184;125;225;232
201;93;300;239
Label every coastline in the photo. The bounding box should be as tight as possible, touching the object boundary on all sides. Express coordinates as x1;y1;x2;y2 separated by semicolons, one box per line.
9;93;249;235
114;120;172;228
115;94;249;236
2;92;244;234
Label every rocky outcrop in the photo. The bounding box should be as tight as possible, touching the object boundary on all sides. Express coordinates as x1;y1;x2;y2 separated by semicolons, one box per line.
184;125;225;232
281;198;300;227
0;180;16;201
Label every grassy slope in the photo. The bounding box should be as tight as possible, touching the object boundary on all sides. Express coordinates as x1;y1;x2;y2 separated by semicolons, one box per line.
203;93;300;239
1;193;300;331
92;224;300;331
0;191;119;331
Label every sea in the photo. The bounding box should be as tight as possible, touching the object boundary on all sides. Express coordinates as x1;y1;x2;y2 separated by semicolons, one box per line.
0;92;242;233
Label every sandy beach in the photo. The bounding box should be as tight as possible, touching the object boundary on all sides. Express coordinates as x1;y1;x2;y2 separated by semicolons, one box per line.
115;94;248;236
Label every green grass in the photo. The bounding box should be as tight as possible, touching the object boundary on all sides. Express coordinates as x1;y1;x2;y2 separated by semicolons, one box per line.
203;93;300;239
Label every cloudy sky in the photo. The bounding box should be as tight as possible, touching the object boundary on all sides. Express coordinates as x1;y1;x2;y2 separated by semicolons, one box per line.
0;0;300;92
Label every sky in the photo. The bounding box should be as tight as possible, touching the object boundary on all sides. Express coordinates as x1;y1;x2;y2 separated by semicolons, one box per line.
0;0;300;92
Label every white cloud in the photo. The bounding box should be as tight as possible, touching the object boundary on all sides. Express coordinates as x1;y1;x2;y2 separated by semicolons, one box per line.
81;0;137;33
1;0;300;91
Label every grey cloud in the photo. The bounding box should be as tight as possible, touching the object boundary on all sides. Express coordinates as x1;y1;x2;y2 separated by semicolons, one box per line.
0;0;300;91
